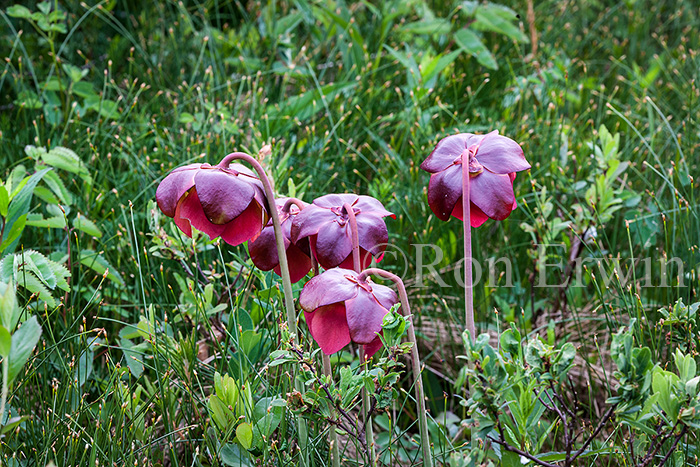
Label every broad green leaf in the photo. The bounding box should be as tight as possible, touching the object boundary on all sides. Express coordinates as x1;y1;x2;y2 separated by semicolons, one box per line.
0;185;8;217
220;444;252;466
8;315;42;385
72;215;102;238
0;281;18;330
236;422;253;450
6;5;32;19
62;63;88;83
0;326;11;358
14;273;56;307
26;213;66;229
455;29;498;70
79;250;124;286
0;214;26;254
474;4;529;43
120;338;145;378
75;348;93;387
3;168;50;253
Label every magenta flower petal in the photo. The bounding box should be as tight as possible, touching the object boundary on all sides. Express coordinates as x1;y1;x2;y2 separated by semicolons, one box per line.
451;199;489;227
363;336;384;359
355;215;389;256
354;196;396;219
299;268;359;311
248;223;281;271
194;168;256;224
220;201;265;246
427;164;462;221
176;189;226;239
314;221;354;269
313;193;358;209
345;291;388;344
305;304;351;355
273;242;313;283
368;282;398;310
476;132;530;174
469;171;516;220
339;247;374;270
155;164;200;217
420;133;473;173
290;205;336;243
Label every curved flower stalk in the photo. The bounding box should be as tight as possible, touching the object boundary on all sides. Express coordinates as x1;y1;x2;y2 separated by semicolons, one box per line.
248;197;312;283
291;193;395;270
157;151;309;465
156;160;269;245
358;268;433;467
420;131;530;340
299;268;398;357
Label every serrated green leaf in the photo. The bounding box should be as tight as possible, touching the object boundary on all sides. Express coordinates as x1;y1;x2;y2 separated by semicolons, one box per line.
41;147;90;181
42;170;73;206
72;215;102;238
47;259;70;292
8;315;42;386
21;251;57;289
15;273;56;307
79;250;124;286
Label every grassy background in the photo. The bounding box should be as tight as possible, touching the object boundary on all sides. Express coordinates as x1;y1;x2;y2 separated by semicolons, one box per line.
1;0;699;465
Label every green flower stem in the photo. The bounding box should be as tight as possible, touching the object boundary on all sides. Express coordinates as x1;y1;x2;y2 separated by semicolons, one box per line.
358;268;433;467
219;152;308;466
311;255;341;467
461;151;476;342
343;201;377;466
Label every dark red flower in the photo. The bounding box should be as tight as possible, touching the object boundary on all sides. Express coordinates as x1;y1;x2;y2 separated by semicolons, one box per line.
420;131;530;226
291;194;395;270
299;268;397;356
156;160;268;245
248;198;312;283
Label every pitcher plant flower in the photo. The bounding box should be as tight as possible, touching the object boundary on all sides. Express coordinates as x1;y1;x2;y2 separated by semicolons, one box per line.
420;130;529;341
299;268;398;357
420;130;530;226
291;194;395;270
156;158;269;245
248;197;312;283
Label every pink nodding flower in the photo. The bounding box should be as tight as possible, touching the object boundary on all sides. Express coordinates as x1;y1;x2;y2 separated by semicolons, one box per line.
248;197;312;283
291;194;395;270
420;131;530;226
299;268;398;357
156;158;268;245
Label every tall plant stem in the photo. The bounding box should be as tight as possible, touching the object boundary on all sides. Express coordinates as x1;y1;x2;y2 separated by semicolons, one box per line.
358;268;433;467
461;152;476;342
219;152;308;466
343;202;376;466
311;255;341;467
